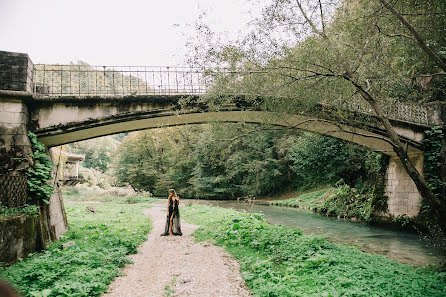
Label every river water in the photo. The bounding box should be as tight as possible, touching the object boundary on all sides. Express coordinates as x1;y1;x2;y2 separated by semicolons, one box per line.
187;199;440;266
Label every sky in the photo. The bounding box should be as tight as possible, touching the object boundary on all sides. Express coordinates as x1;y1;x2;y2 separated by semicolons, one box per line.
0;0;254;66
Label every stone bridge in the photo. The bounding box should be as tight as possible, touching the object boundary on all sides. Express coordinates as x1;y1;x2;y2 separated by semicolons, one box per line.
0;50;444;262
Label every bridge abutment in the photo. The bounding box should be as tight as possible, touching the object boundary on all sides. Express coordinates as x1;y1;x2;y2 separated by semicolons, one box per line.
0;51;68;263
0;99;32;207
0;96;68;262
385;153;424;218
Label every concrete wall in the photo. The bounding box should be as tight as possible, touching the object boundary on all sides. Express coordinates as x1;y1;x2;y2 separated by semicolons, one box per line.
385;153;424;217
0;214;39;263
48;149;68;238
48;184;68;239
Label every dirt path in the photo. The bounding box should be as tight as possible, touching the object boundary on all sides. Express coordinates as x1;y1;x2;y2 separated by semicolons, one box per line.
103;203;251;297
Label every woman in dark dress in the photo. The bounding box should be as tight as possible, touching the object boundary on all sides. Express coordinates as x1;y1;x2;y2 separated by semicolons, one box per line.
161;189;182;236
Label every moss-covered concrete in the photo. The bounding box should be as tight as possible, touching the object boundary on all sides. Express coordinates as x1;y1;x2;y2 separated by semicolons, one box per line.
0;213;39;263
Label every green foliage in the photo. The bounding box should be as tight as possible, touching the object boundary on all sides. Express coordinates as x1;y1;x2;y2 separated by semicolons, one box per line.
272;187;334;209
182;204;446;297
287;133;378;189
114;125;384;202
363;152;389;213
423;126;445;200
191;124;284;199
393;215;413;228
322;185;374;222
273;185;376;222
27;132;53;204
273;136;389;221
114;124;289;199
197;0;446;106
0;205;39;217
419;126;446;261
68;136;120;173
0;197;153;297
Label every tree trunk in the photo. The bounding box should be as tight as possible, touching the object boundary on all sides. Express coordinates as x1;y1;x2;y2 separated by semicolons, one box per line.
440;128;446;203
349;78;446;230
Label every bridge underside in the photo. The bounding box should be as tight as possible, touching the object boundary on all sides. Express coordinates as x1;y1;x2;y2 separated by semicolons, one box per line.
35;109;422;157
32;106;425;217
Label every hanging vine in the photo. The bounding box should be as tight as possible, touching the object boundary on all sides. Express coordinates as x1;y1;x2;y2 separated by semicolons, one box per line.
27;132;53;204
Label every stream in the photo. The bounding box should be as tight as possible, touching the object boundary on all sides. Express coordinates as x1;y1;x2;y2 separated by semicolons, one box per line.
187;199;440;266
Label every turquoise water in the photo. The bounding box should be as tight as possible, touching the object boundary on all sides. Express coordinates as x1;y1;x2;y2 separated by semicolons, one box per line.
188;200;440;266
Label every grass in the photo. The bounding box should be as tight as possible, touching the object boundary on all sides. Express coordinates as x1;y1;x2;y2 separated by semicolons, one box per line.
163;277;176;297
62;186;156;203
271;185;376;222
271;187;334;209
0;193;156;297
181;204;446;297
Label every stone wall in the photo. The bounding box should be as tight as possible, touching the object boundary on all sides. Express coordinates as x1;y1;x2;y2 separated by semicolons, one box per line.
0;100;32;207
0;51;34;93
0;97;68;263
385;153;424;217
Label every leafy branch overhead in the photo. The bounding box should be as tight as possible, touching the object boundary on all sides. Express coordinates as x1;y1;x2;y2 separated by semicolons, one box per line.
190;0;446;232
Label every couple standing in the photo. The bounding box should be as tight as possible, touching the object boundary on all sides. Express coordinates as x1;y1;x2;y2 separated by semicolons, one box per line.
161;189;182;236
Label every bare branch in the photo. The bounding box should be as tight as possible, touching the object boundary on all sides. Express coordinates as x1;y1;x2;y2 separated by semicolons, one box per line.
318;0;326;34
384;12;446;17
295;0;351;75
415;72;446;78
213;118;325;142
352;33;373;74
263;65;338;77
281;117;397;146
380;31;416;41
324;127;395;146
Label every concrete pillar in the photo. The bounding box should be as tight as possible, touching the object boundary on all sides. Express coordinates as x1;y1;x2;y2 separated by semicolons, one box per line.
385;153;424;217
48;179;68;239
74;160;79;178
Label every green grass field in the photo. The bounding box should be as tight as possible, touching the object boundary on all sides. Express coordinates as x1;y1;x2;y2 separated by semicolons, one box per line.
182;204;446;297
0;193;155;297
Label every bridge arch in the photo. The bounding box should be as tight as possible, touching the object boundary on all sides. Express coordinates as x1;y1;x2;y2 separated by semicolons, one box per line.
34;108;422;157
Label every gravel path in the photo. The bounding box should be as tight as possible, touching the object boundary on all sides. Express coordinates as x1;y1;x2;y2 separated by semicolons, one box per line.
103;203;251;297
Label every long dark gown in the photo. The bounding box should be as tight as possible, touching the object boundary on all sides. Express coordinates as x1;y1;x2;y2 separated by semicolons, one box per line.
161;198;182;236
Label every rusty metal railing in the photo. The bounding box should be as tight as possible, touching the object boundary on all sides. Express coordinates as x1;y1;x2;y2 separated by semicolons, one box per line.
33;65;211;96
31;64;430;126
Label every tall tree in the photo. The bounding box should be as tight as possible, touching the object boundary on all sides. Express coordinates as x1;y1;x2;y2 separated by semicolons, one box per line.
191;0;446;229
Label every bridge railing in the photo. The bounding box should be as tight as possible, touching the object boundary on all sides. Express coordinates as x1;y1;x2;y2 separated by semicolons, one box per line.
335;98;429;127
33;65;211;96
31;64;429;126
